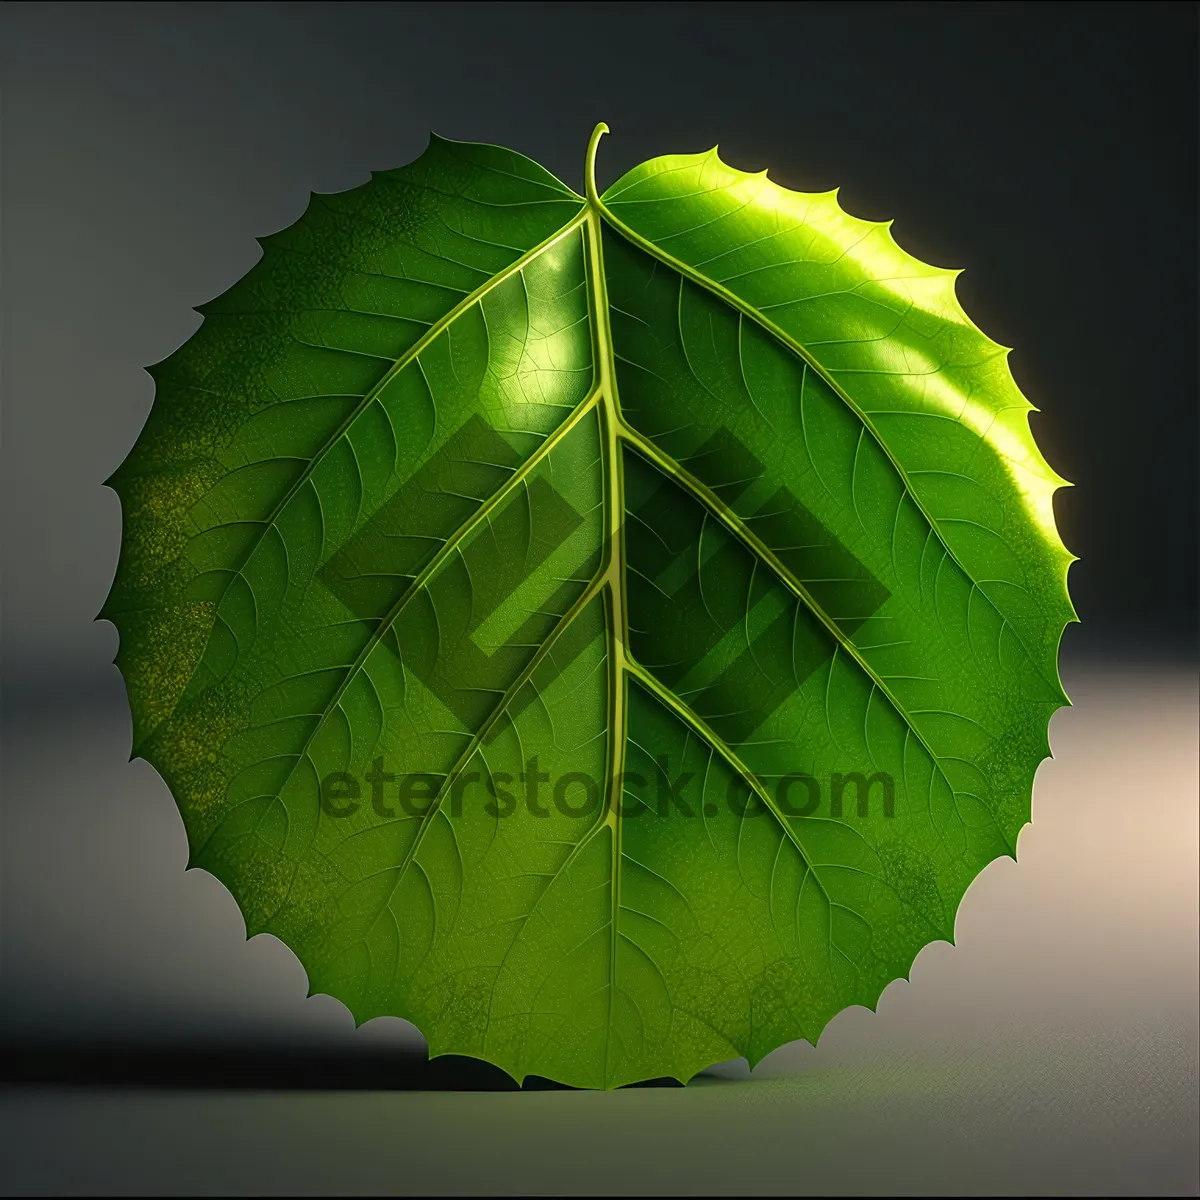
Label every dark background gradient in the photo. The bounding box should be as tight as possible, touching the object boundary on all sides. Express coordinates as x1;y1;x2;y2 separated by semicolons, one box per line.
2;2;1196;1194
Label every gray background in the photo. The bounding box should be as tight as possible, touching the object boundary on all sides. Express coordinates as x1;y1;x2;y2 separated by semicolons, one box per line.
1;2;1197;1195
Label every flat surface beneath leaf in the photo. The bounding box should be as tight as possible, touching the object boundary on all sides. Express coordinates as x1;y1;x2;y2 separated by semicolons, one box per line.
2;652;1197;1196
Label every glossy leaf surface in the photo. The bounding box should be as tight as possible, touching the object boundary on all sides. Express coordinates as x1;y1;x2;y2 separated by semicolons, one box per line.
104;126;1074;1087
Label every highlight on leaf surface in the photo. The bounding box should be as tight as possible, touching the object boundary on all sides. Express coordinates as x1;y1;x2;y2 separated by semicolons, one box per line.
102;123;1075;1088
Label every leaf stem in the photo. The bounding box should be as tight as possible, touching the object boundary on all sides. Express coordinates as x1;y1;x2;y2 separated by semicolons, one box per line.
585;122;610;208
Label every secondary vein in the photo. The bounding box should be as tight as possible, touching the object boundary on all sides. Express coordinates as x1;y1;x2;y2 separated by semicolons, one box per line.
593;195;1059;698
176;210;589;698
617;417;973;839
197;384;602;863
624;658;830;903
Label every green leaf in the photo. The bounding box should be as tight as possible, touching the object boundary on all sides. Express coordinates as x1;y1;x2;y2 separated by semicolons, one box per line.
103;124;1075;1088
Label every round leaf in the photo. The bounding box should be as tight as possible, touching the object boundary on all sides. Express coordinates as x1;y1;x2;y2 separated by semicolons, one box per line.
103;126;1075;1088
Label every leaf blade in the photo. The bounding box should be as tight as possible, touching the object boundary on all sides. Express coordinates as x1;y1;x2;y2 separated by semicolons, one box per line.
104;130;1075;1090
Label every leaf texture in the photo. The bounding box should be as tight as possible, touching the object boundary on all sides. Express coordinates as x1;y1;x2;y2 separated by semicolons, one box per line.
103;125;1075;1088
